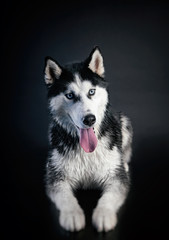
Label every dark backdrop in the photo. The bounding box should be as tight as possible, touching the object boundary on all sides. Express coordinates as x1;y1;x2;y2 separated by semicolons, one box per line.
2;1;169;240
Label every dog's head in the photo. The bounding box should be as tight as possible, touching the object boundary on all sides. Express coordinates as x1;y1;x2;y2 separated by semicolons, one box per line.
44;47;108;152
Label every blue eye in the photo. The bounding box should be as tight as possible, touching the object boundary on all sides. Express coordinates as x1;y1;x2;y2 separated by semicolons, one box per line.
65;92;74;100
88;89;96;96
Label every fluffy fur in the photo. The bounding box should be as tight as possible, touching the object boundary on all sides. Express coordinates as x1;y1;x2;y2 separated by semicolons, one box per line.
44;47;133;232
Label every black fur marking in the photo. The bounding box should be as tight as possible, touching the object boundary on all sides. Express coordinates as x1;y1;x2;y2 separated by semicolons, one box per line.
73;94;81;103
47;69;74;98
50;122;79;155
45;157;65;186
65;61;107;88
81;64;107;89
115;165;130;188
45;60;108;100
99;104;122;151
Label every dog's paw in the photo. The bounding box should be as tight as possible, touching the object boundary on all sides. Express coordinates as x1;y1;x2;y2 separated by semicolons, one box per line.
59;208;85;232
92;207;117;232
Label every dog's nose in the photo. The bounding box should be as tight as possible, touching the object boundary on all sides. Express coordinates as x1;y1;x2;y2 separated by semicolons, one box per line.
83;114;96;127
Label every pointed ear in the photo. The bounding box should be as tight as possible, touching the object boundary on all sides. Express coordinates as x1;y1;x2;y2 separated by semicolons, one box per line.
44;57;62;85
88;47;105;77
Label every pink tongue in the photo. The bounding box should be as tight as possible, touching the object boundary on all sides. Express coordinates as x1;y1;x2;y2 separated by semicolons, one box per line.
80;128;97;153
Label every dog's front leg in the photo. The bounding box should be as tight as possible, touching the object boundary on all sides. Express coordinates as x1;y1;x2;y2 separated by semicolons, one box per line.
48;181;85;232
92;180;128;232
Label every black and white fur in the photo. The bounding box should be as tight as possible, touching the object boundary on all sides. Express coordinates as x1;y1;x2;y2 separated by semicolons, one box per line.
44;47;133;232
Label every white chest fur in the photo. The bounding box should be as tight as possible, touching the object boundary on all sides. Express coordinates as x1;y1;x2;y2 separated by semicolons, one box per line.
50;136;121;189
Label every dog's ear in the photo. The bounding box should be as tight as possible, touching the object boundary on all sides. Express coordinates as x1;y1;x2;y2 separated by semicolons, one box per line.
87;46;105;77
44;57;62;85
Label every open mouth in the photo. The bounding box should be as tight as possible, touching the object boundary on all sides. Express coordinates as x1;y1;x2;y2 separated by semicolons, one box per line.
69;115;97;153
79;127;97;153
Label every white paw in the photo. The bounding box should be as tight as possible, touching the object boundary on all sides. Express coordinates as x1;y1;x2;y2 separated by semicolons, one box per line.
92;207;117;232
59;208;85;232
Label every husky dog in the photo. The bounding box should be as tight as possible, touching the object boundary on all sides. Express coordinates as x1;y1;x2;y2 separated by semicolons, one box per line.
44;47;133;232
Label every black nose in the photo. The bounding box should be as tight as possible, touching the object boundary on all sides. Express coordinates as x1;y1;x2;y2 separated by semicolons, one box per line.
83;114;96;127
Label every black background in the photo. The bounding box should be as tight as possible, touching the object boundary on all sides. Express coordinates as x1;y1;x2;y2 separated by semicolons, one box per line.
2;1;169;240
